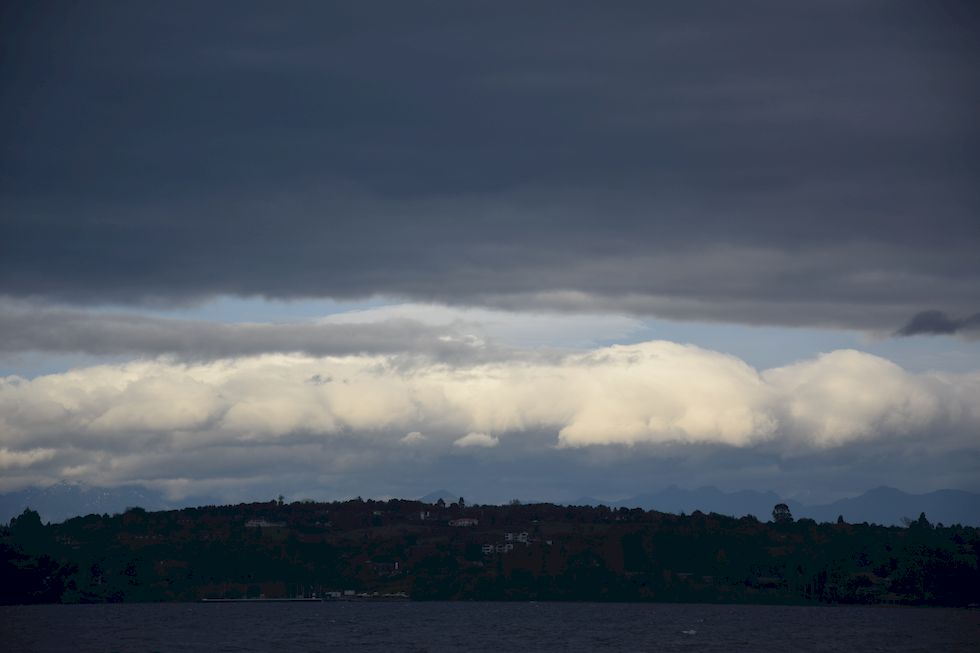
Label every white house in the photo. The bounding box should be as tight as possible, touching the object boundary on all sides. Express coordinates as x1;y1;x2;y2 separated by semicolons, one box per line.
449;518;479;527
245;519;286;528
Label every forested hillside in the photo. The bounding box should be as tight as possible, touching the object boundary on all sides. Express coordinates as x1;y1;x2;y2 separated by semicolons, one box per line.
3;498;977;606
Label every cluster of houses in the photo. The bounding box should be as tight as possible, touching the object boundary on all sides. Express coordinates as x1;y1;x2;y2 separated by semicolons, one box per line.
321;590;408;600
482;531;529;555
244;519;286;528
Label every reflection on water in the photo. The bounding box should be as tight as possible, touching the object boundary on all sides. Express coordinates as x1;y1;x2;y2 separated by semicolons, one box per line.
3;602;979;652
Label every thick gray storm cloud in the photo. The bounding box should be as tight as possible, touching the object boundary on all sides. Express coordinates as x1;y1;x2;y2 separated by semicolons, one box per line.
0;305;491;361
2;2;978;329
896;310;980;338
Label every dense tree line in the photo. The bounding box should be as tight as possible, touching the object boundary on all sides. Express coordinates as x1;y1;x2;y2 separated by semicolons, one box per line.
2;498;977;606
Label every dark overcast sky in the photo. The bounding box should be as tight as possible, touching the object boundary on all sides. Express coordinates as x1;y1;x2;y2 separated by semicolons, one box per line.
2;1;978;330
2;2;980;504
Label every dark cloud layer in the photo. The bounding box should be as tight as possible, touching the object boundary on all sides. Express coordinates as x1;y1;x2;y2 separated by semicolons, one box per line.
0;306;490;361
7;429;980;507
2;2;978;328
896;310;980;338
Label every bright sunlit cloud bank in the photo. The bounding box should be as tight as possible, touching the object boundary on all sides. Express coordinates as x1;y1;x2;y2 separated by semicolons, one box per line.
2;340;977;499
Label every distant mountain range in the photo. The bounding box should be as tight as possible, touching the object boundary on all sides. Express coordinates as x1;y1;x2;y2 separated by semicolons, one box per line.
417;489;461;505
568;485;980;527
0;482;217;525
0;482;171;524
3;482;978;527
798;487;980;527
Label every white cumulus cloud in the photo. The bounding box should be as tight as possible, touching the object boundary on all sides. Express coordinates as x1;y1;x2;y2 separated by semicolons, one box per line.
0;342;977;492
453;432;500;448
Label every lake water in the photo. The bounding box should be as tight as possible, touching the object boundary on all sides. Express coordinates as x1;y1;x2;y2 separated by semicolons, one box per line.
2;602;978;652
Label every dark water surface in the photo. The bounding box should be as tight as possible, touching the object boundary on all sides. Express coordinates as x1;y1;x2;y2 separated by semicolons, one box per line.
2;602;978;652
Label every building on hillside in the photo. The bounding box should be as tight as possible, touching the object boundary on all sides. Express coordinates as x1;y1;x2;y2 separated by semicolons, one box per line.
369;560;401;575
449;518;479;527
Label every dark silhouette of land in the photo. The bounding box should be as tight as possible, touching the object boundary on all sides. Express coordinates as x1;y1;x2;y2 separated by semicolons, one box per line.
2;497;978;606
